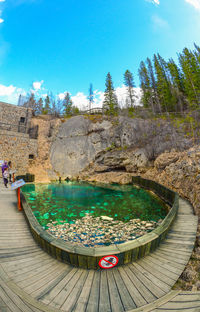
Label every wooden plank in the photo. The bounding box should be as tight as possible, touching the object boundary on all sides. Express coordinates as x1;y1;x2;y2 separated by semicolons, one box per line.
164;238;196;245
0;250;44;263
157;250;191;266
121;265;156;304
153;309;200;312
144;255;182;277
118;266;149;307
159;247;192;258
148;253;184;272
127;291;181;312
132;262;170;293
15;261;59;285
128;264;166;298
106;269;124;312
167;232;196;238
25;303;44;312
0;296;11;312
23;265;67;295
0;283;32;312
98;270;111;312
40;268;78;305
171;294;200;302
137;259;176;286
33;267;72;300
50;269;84;309
73;270;95;312
158;245;192;256
3;253;52;271
112;268;137;310
7;258;55;279
86;271;100;312
160;301;200;309
6;280;61;312
61;270;88;311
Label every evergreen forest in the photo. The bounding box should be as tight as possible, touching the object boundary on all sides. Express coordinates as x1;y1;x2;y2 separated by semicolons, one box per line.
18;43;200;116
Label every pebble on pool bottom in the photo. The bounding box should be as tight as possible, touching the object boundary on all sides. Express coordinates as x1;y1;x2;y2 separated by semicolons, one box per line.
46;214;163;247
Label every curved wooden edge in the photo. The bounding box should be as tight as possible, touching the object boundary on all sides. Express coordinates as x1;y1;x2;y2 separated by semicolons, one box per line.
7;280;61;312
127;291;181;312
20;177;179;269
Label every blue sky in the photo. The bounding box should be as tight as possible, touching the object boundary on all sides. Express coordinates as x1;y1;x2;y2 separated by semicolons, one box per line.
0;0;200;109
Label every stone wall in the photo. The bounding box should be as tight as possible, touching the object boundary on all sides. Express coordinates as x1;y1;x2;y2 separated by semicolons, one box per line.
0;101;33;132
0;130;38;175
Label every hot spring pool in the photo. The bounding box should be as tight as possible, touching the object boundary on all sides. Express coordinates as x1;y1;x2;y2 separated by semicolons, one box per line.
22;181;168;247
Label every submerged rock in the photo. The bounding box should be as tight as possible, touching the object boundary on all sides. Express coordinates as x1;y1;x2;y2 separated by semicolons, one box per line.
101;216;113;221
46;214;162;248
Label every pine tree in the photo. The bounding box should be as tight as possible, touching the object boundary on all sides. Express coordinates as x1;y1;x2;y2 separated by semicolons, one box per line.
167;58;186;111
124;70;135;109
35;98;43;115
23;93;37;114
43;95;51;114
179;47;200;108
153;54;176;112
88;83;94;112
103;72;118;115
63;92;73;116
194;43;200;66
138;61;154;112
146;57;161;112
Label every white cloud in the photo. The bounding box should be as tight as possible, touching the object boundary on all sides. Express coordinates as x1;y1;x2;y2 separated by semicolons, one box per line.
60;86;142;111
0;84;16;96
58;91;71;101
0;84;26;104
71;92;88;110
146;0;160;5
185;0;200;10
152;15;169;29
32;80;44;91
0;82;142;110
116;85;142;107
0;18;4;23
0;1;5;2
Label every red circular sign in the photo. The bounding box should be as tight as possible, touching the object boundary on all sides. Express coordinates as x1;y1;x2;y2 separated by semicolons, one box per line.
99;255;119;269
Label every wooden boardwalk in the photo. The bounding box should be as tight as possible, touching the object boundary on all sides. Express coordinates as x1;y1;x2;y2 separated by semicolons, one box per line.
0;184;199;312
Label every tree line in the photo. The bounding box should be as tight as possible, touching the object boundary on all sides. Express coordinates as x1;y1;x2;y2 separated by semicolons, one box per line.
18;43;200;116
139;43;200;113
18;92;79;117
103;43;200;115
18;70;136;117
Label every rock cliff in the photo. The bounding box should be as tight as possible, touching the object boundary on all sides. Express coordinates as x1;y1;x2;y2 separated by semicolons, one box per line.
50;115;191;178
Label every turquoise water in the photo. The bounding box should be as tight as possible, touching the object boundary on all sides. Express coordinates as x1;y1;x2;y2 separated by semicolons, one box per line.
21;181;168;229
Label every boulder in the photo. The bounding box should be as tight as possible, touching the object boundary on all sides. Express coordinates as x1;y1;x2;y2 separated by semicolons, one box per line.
154;152;180;170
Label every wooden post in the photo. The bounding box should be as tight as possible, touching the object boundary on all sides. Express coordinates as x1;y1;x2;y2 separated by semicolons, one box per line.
17;187;22;211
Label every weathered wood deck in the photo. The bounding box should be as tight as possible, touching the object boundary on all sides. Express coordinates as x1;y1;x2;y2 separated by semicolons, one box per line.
0;185;199;311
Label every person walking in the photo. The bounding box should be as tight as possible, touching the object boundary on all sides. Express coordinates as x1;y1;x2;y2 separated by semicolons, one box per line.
1;161;8;175
3;167;8;188
8;161;12;183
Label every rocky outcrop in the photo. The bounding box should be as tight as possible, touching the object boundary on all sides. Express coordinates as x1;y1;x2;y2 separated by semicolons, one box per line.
28;116;62;182
50;115;191;178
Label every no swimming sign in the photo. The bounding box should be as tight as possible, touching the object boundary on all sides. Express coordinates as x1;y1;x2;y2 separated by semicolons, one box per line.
99;255;119;269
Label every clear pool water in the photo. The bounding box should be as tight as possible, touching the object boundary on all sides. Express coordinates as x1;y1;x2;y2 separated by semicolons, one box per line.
22;181;168;229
